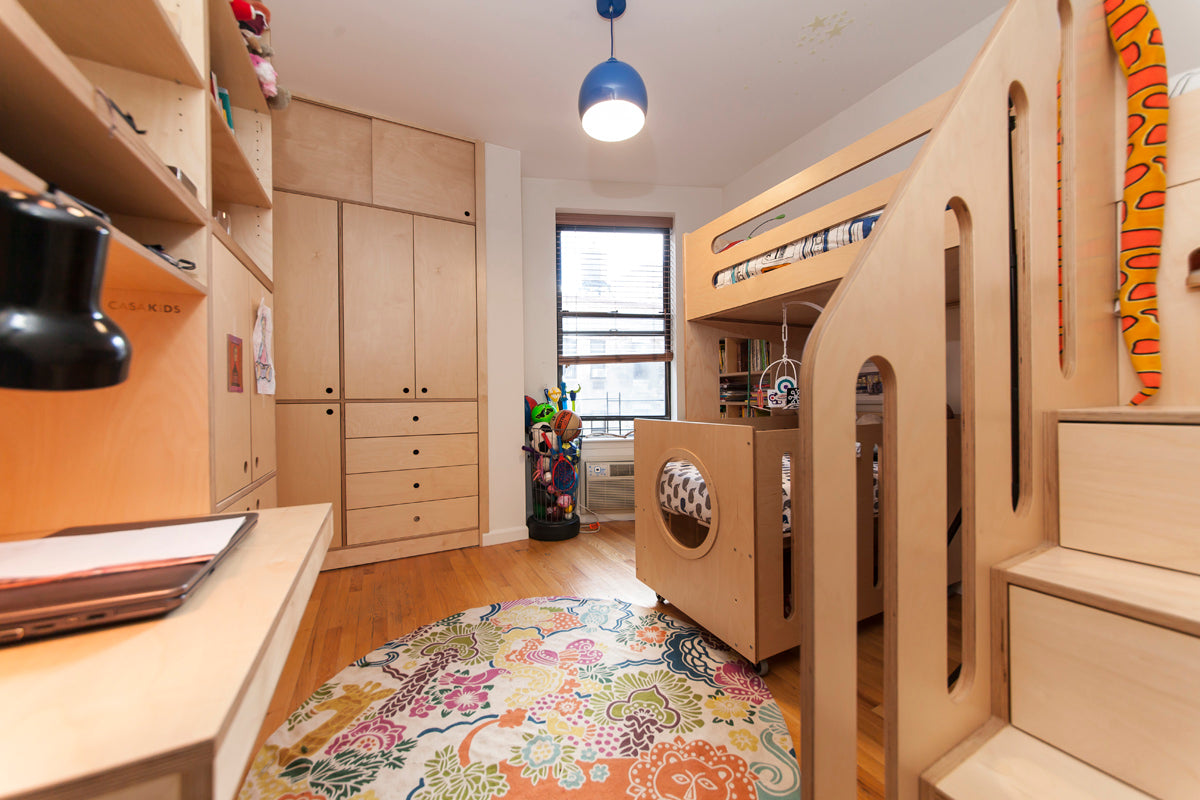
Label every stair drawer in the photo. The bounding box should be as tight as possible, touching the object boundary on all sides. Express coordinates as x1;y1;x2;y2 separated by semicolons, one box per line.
345;464;478;509
1009;586;1200;799
346;497;478;545
345;434;478;474
345;402;478;438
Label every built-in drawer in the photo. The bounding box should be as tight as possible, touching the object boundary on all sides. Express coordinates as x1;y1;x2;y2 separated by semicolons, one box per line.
346;496;478;545
345;464;478;509
344;402;477;438
345;434;478;474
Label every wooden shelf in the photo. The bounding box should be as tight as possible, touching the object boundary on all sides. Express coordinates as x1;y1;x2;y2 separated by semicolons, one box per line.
17;0;205;89
208;0;269;114
210;96;272;208
0;0;207;225
0;151;205;296
212;221;272;290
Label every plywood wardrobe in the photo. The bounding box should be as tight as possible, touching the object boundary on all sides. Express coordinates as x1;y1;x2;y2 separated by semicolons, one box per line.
272;98;487;570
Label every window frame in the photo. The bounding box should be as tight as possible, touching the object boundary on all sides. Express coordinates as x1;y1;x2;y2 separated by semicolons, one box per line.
555;218;673;436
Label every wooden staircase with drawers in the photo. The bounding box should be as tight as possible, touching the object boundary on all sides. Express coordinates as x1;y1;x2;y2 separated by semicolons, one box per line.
922;409;1200;799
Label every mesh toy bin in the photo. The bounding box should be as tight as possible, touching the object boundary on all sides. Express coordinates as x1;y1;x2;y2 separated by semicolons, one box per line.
526;450;580;541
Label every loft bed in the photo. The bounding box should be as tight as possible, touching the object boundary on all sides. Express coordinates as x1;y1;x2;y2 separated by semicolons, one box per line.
638;0;1182;796
633;94;965;670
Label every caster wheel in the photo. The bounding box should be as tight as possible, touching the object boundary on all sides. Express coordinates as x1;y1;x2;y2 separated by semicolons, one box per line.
755;660;770;677
655;594;667;605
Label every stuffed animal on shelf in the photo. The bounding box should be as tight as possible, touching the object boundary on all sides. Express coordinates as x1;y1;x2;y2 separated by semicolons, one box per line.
229;0;270;35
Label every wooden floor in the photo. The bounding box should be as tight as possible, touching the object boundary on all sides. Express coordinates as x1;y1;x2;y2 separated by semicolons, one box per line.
251;520;960;799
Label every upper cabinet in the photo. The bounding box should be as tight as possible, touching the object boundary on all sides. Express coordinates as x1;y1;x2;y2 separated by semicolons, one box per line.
372;120;475;221
273;100;372;203
272;98;475;222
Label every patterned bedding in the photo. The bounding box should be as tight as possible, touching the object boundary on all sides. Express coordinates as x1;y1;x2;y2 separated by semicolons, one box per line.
657;453;878;532
713;212;881;288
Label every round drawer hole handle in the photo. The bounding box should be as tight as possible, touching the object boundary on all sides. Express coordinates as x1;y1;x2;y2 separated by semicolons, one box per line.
413;482;420;489
243;461;248;472
403;387;410;394
254;456;259;467
325;387;333;394
414;515;421;522
421;387;428;394
412;449;420;455
326;408;334;416
412;415;420;422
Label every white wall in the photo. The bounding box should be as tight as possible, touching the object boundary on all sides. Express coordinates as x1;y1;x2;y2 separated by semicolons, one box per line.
482;143;528;546
722;12;1002;225
521;178;723;422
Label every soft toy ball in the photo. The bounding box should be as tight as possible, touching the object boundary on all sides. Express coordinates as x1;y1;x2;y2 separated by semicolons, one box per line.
552;409;582;443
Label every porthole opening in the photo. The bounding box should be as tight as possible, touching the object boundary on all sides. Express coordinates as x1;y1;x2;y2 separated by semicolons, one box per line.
657;458;712;550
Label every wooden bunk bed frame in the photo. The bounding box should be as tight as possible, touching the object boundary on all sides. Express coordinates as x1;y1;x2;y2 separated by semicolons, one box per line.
634;79;965;667
635;0;1200;796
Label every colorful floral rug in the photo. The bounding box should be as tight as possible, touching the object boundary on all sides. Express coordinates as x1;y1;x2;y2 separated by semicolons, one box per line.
240;596;801;800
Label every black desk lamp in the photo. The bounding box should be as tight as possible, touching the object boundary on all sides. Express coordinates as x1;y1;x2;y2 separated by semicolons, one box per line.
0;190;131;390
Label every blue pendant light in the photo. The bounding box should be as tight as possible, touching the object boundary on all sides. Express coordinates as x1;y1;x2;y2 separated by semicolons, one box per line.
578;0;647;142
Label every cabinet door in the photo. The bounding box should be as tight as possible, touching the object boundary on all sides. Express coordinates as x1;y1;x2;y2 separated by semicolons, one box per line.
274;192;341;400
211;239;252;503
277;403;344;547
249;284;276;480
371;119;475;220
414;216;477;398
342;203;415;399
273;99;372;203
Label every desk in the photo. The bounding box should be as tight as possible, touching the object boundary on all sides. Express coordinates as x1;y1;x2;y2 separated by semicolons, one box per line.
0;504;333;800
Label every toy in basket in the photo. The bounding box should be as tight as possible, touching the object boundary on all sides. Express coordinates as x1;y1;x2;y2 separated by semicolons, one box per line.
523;388;582;541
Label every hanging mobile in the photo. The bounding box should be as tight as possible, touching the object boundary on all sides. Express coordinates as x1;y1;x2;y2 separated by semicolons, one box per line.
754;300;824;410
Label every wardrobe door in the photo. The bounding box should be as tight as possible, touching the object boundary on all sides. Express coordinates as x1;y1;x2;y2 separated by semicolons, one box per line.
277;403;344;546
274;192;341;400
210;239;252;503
342;203;416;399
414;216;477;399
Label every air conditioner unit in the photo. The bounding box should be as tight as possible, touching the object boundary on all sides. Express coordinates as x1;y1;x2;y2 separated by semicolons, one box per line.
582;460;636;514
580;437;636;519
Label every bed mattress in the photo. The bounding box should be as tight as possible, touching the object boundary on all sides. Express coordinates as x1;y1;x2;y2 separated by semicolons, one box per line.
657;454;878;532
713;212;881;289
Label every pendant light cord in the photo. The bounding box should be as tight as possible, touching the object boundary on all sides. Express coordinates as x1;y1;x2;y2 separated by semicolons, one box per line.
609;5;615;59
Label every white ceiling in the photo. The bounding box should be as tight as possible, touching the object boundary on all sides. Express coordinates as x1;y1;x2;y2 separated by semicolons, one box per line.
271;0;1006;189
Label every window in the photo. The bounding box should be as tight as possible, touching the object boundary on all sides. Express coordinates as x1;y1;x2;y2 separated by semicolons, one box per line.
557;215;672;437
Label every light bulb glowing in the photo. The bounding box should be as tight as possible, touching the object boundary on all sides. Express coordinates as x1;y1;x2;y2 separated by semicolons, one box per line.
581;99;646;142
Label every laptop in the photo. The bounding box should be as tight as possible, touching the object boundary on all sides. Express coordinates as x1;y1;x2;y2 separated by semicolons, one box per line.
0;513;257;645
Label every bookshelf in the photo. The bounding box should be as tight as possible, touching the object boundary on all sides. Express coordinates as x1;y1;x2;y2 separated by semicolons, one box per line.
718;336;773;418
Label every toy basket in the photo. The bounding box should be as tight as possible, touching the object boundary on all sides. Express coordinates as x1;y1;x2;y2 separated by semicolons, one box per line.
526;450;580;541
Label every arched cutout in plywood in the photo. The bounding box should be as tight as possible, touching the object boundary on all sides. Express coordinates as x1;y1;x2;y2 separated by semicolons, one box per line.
1008;82;1033;515
1188;247;1200;289
1057;0;1078;376
946;198;973;697
855;358;886;796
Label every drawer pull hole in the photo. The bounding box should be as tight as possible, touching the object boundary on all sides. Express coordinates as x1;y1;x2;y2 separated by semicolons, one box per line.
403;387;410;394
243;461;248;472
412;415;419;422
413;449;420;455
326;408;334;416
414;515;421;522
421;387;428;394
326;387;333;394
254;456;259;467
413;482;420;488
